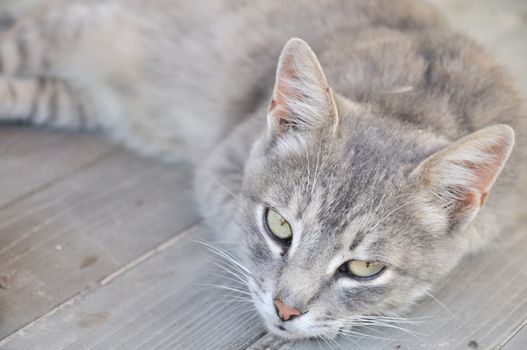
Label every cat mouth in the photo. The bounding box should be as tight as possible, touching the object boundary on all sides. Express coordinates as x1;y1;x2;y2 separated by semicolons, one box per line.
267;324;310;340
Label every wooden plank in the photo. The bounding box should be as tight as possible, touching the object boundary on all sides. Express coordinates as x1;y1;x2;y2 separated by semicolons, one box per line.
501;322;527;350
0;148;197;339
0;227;266;350
0;127;115;209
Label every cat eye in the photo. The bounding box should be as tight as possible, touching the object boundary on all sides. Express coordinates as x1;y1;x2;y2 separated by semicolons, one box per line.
339;260;386;280
264;208;292;241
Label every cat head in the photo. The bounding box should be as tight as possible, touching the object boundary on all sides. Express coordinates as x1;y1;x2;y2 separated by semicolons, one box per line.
236;38;514;340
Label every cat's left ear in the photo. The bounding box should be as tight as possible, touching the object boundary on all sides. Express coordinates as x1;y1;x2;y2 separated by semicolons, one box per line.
412;124;514;228
268;38;338;135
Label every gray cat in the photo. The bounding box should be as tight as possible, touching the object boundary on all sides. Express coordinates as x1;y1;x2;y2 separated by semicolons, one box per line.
0;0;525;343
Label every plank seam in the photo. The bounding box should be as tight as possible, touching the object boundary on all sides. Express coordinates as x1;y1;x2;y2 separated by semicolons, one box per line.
0;223;199;346
498;318;527;349
0;146;119;213
100;221;200;285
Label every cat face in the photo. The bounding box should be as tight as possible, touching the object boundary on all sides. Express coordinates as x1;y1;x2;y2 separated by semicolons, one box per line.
235;39;514;340
238;121;456;339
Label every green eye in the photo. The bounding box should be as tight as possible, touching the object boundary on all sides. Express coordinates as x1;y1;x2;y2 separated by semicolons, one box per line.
265;208;292;240
346;260;385;278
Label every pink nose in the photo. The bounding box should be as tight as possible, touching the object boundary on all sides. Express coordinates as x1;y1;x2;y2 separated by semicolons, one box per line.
274;298;301;321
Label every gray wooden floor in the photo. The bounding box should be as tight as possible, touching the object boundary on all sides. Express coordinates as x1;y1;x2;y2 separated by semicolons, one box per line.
1;1;526;349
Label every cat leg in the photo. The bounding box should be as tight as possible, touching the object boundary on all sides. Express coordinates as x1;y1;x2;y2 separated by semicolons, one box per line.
0;76;96;129
0;1;122;130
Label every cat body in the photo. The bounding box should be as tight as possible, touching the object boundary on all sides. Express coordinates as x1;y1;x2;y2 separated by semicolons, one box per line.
1;0;526;341
0;0;458;160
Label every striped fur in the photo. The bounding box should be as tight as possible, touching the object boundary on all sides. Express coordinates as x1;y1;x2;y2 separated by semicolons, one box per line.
0;1;109;130
0;77;91;128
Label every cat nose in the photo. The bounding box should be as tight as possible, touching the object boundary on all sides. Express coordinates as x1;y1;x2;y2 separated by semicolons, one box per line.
274;298;301;321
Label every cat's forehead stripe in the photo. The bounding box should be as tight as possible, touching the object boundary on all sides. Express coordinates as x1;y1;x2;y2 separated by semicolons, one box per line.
349;229;367;251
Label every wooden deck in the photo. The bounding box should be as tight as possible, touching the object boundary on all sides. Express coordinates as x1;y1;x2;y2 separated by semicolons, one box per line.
0;1;526;349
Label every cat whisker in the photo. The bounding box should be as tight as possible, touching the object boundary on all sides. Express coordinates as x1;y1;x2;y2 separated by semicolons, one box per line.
367;180;379;214
423;290;462;322
367;201;412;232
209;260;250;283
208;261;251;289
194;240;253;278
209;299;255;313
235;301;257;309
348;318;423;332
236;306;259;317
208;255;250;276
345;318;433;348
213;292;254;302
301;137;312;196
318;337;331;350
319;333;340;350
337;327;394;341
361;314;428;319
352;323;402;339
334;333;362;347
209;254;251;276
225;303;257;319
214;298;254;306
207;271;249;289
207;265;248;281
314;334;324;350
206;299;256;322
370;181;387;217
200;283;253;297
321;325;364;350
207;239;245;248
330;330;364;348
207;285;252;297
357;315;430;324
195;240;250;270
332;312;435;348
203;172;242;202
310;140;323;197
326;331;348;350
319;320;394;342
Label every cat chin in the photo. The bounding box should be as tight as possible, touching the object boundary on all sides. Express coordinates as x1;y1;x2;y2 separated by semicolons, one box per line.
264;319;339;341
266;325;330;341
266;326;308;340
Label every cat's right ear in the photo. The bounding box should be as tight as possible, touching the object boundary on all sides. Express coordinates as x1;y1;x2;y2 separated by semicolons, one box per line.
411;124;514;230
267;38;338;136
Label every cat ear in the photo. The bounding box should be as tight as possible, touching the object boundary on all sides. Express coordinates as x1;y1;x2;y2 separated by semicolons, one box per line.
267;38;338;135
412;125;514;228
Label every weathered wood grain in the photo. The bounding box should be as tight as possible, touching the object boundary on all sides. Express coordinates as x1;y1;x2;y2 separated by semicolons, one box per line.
0;145;197;339
0;127;115;209
0;227;266;350
4;214;525;349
